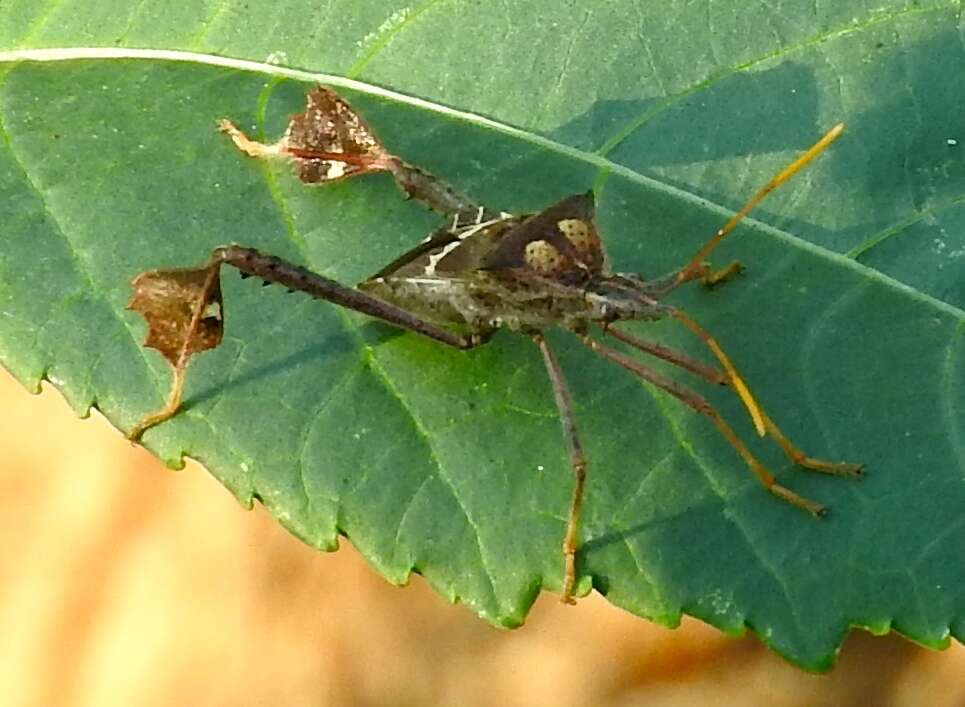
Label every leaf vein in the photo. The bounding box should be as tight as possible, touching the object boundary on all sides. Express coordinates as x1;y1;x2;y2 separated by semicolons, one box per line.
2;45;963;319
797;283;870;457
642;376;805;634
189;0;237;49
0;97;163;408
393;474;434;553
594;1;954;159
347;0;451;79
295;362;363;510
361;346;501;608
246;80;502;610
12;0;64;46
940;320;965;475
846;191;965;260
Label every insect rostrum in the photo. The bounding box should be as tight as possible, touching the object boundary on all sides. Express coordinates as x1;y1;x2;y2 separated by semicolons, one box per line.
127;86;862;605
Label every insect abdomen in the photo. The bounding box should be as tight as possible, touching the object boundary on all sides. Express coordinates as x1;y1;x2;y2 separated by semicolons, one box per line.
360;274;592;332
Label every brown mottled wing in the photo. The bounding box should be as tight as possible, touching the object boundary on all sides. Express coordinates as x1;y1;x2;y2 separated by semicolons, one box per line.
366;216;523;281
478;192;607;285
284;86;393;183
366;232;459;280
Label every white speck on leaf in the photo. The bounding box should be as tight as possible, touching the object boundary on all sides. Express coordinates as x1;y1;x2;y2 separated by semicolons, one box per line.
357;8;411;49
709;588;736;616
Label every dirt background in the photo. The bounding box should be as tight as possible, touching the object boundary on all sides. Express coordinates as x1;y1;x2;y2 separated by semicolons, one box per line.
1;368;962;707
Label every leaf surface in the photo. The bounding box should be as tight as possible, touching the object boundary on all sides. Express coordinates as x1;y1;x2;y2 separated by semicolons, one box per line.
0;0;963;669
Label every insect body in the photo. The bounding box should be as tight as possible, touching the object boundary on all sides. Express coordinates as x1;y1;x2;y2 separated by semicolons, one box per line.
128;87;862;604
359;193;661;334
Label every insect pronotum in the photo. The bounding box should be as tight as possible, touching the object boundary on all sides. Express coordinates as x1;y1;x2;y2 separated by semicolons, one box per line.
127;86;862;604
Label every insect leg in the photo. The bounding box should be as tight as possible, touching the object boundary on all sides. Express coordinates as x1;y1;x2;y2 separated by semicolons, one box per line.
128;364;189;440
533;333;587;605
128;247;485;440
127;262;222;440
213;246;481;350
665;309;863;478
580;334;827;516
758;411;864;477
630;260;744;299
691;261;745;288
667;308;767;436
603;324;727;385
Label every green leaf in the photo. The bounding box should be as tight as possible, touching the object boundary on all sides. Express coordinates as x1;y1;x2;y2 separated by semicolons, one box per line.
1;0;962;670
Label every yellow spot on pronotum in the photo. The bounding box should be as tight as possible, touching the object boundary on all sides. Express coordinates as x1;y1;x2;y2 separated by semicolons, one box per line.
525;239;564;273
558;219;592;251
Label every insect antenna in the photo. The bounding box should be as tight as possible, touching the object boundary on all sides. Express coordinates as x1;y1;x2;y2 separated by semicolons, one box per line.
675;123;844;287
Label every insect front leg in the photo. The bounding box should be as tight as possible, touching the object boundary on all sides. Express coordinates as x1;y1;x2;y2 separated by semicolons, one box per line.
665;307;863;478
608;320;866;484
602;323;728;384
532;333;587;605
580;333;829;516
696;261;745;288
637;259;745;298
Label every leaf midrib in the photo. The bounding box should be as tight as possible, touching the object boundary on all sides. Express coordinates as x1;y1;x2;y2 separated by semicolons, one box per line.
1;47;961;322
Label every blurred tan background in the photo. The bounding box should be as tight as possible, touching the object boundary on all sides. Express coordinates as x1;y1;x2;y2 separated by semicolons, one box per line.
1;367;962;707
